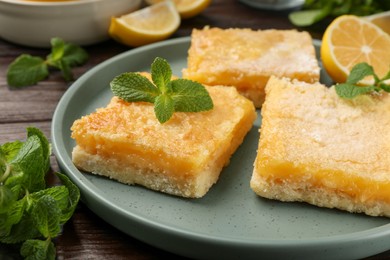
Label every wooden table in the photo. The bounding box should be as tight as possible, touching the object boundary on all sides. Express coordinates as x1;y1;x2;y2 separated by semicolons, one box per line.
0;0;389;259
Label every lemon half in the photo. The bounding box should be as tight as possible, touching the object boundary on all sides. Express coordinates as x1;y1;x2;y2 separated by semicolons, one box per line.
321;15;390;84
145;0;211;19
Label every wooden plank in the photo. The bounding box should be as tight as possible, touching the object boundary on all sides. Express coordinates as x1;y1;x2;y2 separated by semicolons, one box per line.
0;121;51;143
0;85;67;123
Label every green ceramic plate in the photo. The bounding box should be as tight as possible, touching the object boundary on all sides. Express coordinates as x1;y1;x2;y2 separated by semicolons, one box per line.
52;37;390;260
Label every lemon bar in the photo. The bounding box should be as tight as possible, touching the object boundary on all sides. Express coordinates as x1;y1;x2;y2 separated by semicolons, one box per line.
71;76;256;198
182;27;320;107
251;76;390;217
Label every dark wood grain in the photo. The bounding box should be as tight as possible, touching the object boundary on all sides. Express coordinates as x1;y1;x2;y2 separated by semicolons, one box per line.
0;0;389;259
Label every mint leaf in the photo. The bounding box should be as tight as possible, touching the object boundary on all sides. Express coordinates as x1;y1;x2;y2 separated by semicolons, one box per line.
11;135;46;192
27;127;51;172
335;62;390;99
346;63;377;84
151;57;172;93
7;37;88;88
6;55;49;88
380;83;390;93
335;83;376;99
7;128;51;192
1;140;23;162
58;38;89;67
0;213;8;236
0;185;17;214
171;79;214;112
48;37;65;62
111;57;214;123
21;238;55;260
0;216;40;244
0;127;80;259
0;197;27;236
154;94;175;123
111;72;160;103
31;195;61;238
47;37;89;67
55;172;80;223
30;186;69;212
3;169;25;197
47;37;88;81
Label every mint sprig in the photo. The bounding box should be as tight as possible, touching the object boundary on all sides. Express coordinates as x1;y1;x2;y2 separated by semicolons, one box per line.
110;57;214;123
335;62;390;99
7;37;88;88
0;127;80;260
289;0;389;27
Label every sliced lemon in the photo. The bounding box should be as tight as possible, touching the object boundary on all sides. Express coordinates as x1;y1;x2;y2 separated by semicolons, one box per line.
145;0;211;19
109;1;180;47
321;15;390;84
364;11;390;35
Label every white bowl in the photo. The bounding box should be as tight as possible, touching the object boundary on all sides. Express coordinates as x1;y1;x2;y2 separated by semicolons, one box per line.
0;0;142;48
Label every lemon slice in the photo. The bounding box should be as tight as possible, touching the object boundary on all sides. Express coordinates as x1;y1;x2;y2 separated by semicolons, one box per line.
321;15;390;84
145;0;211;19
109;1;180;47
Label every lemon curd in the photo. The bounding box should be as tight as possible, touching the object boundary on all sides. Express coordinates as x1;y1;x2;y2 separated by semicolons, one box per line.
251;76;390;217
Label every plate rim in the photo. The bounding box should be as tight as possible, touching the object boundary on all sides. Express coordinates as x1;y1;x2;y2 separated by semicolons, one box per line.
51;36;390;259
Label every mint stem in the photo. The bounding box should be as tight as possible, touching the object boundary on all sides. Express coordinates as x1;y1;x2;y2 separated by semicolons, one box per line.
0;163;11;183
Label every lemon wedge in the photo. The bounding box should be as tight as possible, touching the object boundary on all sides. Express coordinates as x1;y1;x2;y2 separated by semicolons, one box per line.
145;0;211;19
321;15;390;84
109;1;180;47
